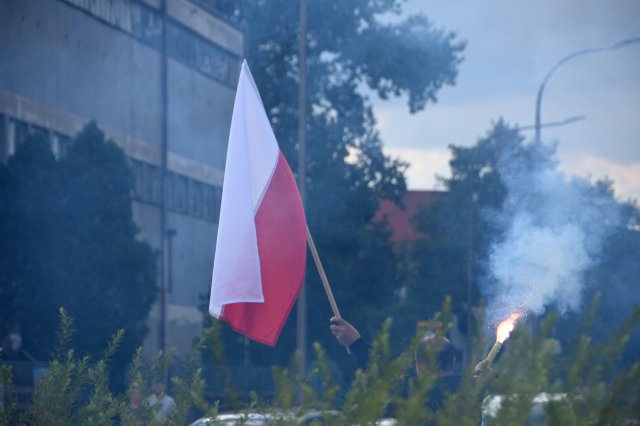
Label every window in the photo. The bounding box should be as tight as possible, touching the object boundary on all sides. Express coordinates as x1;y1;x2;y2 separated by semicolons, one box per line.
30;125;48;145
189;180;203;217
143;163;161;204
151;167;161;204
203;184;215;221
166;20;238;87
52;133;71;159
213;186;222;222
130;159;144;199
129;160;220;221
165;171;176;210
175;175;188;212
0;114;7;161
12;119;30;146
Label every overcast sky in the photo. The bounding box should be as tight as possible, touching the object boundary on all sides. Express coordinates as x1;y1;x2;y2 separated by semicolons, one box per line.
374;0;640;201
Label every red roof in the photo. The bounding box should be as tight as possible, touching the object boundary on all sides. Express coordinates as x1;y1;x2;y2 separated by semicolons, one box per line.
373;190;444;244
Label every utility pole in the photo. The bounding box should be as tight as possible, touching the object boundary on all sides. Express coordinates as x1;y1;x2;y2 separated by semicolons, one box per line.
466;189;476;369
296;0;308;383
159;0;169;356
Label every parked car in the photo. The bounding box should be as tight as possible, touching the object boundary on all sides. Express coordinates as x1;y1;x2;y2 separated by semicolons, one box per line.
190;412;281;426
190;409;343;425
481;393;574;425
190;410;396;425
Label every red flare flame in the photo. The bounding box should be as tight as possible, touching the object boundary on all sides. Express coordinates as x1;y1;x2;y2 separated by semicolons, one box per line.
496;312;522;344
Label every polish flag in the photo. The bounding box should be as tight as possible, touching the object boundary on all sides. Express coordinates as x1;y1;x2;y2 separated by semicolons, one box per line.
209;60;306;346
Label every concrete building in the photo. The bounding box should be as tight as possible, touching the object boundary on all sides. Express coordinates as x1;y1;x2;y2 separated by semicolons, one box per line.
0;0;243;355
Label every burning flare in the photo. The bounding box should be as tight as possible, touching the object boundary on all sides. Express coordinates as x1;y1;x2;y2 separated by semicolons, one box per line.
474;311;524;376
496;312;522;344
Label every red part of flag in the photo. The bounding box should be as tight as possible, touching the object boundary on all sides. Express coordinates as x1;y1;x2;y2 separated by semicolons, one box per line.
221;152;306;346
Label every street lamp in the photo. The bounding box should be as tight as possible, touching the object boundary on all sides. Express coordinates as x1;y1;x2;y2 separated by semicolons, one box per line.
535;36;640;145
518;115;585;132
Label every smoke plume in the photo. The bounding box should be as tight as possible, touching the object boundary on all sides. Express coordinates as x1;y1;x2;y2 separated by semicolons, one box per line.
482;142;621;325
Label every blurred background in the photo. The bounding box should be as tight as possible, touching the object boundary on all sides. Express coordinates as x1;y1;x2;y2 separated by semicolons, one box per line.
0;0;638;408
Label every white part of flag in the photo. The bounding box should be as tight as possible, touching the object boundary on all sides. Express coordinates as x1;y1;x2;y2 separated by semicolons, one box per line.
209;60;279;317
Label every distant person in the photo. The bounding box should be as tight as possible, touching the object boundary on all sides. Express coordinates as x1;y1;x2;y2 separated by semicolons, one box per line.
415;334;462;411
121;383;145;426
330;317;462;412
147;378;176;423
1;324;22;359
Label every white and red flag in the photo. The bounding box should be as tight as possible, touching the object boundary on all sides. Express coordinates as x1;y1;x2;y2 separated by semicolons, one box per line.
209;60;306;346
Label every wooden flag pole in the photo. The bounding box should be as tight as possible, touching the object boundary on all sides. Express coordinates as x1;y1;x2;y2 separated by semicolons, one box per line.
305;225;341;318
306;225;350;354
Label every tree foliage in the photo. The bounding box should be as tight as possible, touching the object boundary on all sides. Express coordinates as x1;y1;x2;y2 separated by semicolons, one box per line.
0;123;157;371
213;0;465;367
557;194;640;368
407;119;640;366
398;121;526;340
2;306;639;425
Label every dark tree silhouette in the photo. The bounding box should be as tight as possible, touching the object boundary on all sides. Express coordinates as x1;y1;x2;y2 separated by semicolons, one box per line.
0;123;157;375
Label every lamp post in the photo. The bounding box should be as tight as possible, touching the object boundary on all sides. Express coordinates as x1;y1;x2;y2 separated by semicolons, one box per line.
535;36;640;145
518;115;585;132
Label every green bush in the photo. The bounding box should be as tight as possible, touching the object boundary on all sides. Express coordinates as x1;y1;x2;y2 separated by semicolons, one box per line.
1;303;638;425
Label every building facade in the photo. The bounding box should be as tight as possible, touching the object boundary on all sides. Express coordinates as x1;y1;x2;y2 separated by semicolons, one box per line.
0;0;243;355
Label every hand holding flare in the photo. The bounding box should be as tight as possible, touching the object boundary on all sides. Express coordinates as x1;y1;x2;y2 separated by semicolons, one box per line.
474;312;522;376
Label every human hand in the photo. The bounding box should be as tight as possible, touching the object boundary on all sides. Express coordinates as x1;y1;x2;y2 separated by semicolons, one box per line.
329;316;361;347
473;359;492;377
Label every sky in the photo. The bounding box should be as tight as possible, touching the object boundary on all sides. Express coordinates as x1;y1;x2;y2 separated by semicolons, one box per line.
373;0;640;202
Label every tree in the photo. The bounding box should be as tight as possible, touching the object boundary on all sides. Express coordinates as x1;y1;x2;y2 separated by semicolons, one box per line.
0;123;157;376
408;120;640;373
400;121;527;343
557;192;640;370
211;0;465;366
0;134;59;359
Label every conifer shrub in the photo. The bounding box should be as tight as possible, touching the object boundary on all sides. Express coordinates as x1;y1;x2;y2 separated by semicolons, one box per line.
1;302;638;425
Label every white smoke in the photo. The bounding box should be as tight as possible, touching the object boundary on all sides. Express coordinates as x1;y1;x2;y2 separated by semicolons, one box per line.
482;142;621;325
